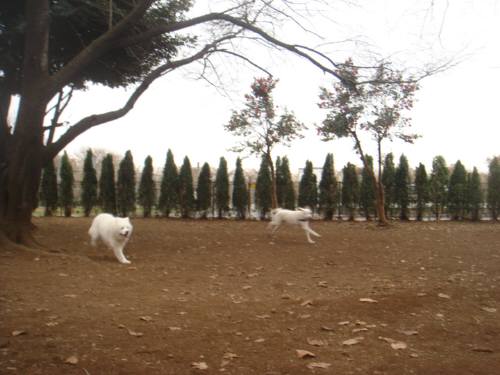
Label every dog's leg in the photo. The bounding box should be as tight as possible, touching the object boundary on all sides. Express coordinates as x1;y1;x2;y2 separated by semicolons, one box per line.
111;242;131;264
300;222;317;244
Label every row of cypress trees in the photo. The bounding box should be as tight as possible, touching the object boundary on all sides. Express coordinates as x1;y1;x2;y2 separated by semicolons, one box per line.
39;149;499;221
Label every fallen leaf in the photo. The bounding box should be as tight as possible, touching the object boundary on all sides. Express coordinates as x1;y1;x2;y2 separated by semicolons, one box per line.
223;352;238;360
65;355;78;365
359;298;378;303
398;330;419;336
391;341;408;350
127;329;143;337
378;336;407;350
317;281;328;288
471;347;494;353
11;330;27;337
301;300;313;307
342;337;364;346
63;294;77;298
481;307;497;313
320;326;335;332
139;316;153;322
192;362;208;370
438;293;451;299
296;349;316;359
256;314;271;319
254;338;266;343
338;321;350;326
168;326;182;331
307;338;328;347
307;362;332;370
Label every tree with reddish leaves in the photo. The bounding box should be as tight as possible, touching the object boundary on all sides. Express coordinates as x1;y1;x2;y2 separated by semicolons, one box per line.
225;77;305;209
317;59;419;225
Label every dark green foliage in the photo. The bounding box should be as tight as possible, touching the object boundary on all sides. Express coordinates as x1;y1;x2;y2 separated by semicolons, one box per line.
467;167;483;221
196;162;212;219
414;163;429;221
487;157;500;220
342;163;359;221
158;149;179;217
298;161;318;212
448;160;467;220
359;155;376;220
276;156;296;210
276;156;295;209
275;157;283;204
138;156;156;218
117;150;136;217
429;155;449;220
394;154;410;220
319;153;337;220
215;157;230;219
255;155;273;219
40;159;58;216
59;151;74;217
178;156;194;218
0;1;192;95
81;149;98;217
232;158;248;219
99;154;117;215
382;153;396;218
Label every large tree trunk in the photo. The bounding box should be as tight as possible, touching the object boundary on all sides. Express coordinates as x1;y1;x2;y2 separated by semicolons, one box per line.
0;0;50;244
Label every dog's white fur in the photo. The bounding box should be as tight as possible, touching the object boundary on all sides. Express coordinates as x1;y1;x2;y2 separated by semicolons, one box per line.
88;213;133;264
268;207;321;244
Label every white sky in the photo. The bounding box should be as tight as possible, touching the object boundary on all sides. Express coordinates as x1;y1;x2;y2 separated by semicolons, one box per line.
60;0;500;177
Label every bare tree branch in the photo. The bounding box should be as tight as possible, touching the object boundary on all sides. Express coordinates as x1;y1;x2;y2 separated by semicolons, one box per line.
43;36;233;161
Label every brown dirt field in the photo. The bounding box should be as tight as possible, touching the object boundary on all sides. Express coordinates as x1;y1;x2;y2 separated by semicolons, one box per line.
1;218;499;375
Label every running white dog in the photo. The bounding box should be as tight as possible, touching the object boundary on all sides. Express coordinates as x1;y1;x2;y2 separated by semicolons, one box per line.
268;207;321;244
88;213;133;264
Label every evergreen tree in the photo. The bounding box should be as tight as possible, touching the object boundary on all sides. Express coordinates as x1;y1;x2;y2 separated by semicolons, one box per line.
196;162;212;219
359;155;376;220
283;158;296;210
178;156;195;218
59;151;74;217
298;160;318;212
429;155;449;220
448;160;467;220
275;156;295;209
99;154;117;215
414;163;429;221
215;157;230;218
138;155;156;218
117;150;136;217
232;158;248;219
158;149;179;217
382;153;396;218
467;167;483;221
40;159;58;216
319;153;337;220
394;154;410;220
81;149;98;217
342;163;359;221
487;157;500;220
255;155;273;219
275;156;284;206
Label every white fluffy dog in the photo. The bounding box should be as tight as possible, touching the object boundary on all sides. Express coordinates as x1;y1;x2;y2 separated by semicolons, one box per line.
268;207;321;244
88;213;133;264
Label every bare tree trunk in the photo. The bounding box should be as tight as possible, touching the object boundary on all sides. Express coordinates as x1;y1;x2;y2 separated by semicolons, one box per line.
352;132;388;226
0;0;50;244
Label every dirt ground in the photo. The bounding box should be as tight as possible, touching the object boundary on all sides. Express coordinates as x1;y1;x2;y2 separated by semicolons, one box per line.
1;218;499;375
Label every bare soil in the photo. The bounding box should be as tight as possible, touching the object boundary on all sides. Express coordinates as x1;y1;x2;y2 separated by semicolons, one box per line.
1;218;499;375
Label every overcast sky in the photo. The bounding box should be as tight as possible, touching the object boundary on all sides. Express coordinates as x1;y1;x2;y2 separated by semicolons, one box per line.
59;0;500;177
